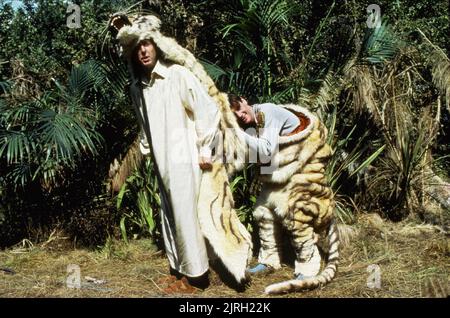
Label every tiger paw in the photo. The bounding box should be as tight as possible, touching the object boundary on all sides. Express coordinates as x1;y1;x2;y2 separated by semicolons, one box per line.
247;263;274;275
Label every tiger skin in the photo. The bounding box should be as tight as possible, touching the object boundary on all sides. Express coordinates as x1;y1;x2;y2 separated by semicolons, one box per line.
254;104;339;294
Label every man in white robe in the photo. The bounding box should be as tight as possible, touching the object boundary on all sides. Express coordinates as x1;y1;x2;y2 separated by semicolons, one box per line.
113;15;253;291
129;38;220;286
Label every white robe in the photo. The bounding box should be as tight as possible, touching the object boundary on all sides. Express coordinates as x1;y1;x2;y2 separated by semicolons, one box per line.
130;60;220;277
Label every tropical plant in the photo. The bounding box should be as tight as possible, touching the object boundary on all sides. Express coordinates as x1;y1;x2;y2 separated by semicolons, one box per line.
324;105;385;224
361;49;444;219
116;156;161;243
229;164;259;230
1;0;448;247
218;0;299;98
0;60;108;189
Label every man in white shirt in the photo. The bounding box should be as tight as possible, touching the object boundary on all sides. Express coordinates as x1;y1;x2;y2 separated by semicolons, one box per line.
130;39;219;289
228;94;302;161
113;16;252;292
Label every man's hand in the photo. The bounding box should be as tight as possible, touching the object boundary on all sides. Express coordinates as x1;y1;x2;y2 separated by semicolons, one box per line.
199;156;212;170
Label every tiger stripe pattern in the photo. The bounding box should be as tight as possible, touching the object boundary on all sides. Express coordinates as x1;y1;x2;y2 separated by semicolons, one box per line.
254;104;339;294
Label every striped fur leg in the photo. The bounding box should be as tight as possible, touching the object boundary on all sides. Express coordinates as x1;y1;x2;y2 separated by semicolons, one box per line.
264;219;339;294
295;239;321;277
286;222;321;278
253;205;282;270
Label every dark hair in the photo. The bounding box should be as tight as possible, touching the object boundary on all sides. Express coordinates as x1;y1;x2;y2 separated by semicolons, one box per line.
228;93;242;110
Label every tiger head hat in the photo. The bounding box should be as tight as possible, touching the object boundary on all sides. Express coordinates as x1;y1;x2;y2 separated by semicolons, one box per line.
114;14;218;102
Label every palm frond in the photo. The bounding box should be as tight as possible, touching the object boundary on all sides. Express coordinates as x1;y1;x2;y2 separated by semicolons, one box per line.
359;21;400;65
220;0;297;97
109;137;144;193
0;81;11;95
346;63;380;117
325;103;385;194
299;69;344;117
269;86;295;104
5;163;32;189
366;99;440;218
67;60;109;97
259;0;294;32
37;109;102;162
227;69;261;97
104;61;130;96
418;29;450;112
0;100;38;128
0;130;33;165
200;59;228;83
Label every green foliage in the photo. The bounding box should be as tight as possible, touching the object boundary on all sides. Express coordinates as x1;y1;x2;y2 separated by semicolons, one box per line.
359;21;402;65
0;60;107;189
116;157;161;243
1;0;448;247
324;105;385;224
325;106;386;193
216;0;300;98
0;0;138;246
229;164;259;230
367;108;440;219
115;0;450;227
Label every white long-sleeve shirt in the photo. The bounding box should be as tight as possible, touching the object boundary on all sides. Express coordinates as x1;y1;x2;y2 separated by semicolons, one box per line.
136;61;219;160
239;103;300;162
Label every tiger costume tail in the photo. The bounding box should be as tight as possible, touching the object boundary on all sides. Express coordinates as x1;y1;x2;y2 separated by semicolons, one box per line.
264;219;339;294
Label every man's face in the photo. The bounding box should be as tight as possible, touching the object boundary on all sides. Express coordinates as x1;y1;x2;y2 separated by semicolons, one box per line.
136;39;158;70
232;98;256;126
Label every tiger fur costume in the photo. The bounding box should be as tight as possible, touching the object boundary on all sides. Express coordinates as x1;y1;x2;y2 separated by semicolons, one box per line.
109;13;252;284
252;104;339;294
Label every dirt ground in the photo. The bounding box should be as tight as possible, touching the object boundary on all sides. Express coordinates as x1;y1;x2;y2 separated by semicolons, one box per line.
0;214;448;298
